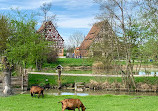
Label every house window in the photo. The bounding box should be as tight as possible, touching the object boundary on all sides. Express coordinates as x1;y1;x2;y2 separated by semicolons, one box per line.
59;49;62;53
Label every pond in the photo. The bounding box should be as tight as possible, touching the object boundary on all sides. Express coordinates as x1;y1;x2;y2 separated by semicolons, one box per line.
21;89;158;96
1;88;158;97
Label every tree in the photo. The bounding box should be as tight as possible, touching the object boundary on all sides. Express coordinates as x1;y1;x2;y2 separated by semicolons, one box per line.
67;31;84;50
40;2;57;26
140;0;158;39
6;10;50;70
139;0;158;63
94;0;145;89
0;15;10;55
40;2;51;22
90;20;118;71
2;56;12;95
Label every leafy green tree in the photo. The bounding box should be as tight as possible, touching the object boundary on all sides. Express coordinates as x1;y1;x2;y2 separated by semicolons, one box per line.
125;19;145;61
0;15;10;55
6;11;51;70
141;0;158;39
139;0;158;63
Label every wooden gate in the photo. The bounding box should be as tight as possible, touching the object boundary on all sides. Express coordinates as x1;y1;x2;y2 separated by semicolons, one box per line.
0;69;28;94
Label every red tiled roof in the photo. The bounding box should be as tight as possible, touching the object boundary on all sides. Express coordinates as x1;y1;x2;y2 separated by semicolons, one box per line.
77;21;111;56
37;21;51;33
79;22;103;50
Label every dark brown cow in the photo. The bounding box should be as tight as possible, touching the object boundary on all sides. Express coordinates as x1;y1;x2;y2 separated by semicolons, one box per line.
30;86;44;98
59;99;86;111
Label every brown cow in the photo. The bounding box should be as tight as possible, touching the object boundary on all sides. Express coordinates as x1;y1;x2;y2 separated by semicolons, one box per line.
59;99;86;111
30;86;44;98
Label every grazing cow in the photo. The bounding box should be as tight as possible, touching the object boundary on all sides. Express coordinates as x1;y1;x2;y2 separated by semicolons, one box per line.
59;99;86;111
30;86;44;98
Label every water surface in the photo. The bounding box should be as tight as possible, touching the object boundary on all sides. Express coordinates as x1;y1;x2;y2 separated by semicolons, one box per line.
23;89;158;96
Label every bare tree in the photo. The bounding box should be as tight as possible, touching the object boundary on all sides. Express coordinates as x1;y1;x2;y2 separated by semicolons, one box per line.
40;2;57;26
90;20;117;70
40;2;51;21
68;31;85;49
94;0;143;89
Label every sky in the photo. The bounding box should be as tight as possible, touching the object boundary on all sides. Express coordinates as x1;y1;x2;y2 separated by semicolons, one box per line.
0;0;100;45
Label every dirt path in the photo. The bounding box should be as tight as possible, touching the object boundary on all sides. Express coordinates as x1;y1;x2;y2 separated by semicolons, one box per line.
28;72;155;77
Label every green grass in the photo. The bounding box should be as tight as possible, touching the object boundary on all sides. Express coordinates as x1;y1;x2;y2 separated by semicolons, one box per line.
28;74;123;87
0;94;158;111
43;58;93;68
44;58;153;68
28;74;99;87
62;70;92;74
135;76;158;85
36;69;92;74
28;74;158;87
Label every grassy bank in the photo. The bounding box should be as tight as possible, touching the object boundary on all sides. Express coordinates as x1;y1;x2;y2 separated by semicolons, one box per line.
43;58;93;68
28;74;103;87
38;69;92;74
28;74;158;87
43;58;155;68
0;94;158;111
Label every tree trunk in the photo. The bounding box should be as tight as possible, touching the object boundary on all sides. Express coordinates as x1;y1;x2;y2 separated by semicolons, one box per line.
3;70;12;95
2;56;12;95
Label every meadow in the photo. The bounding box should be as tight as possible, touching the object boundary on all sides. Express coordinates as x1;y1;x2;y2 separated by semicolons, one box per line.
43;58;154;68
43;58;93;68
0;94;158;111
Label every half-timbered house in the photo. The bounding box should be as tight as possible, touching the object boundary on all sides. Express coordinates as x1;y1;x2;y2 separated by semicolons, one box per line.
37;21;64;56
76;20;117;57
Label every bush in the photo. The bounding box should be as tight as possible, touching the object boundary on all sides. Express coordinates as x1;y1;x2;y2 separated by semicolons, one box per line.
47;49;58;63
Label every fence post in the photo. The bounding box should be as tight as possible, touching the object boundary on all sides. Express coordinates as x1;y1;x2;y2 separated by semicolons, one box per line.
21;69;24;91
56;65;63;89
2;56;12;95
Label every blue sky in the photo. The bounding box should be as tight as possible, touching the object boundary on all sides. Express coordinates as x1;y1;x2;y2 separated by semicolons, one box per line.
0;0;100;44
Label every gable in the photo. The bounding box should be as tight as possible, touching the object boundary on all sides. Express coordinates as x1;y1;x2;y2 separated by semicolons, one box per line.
37;21;64;42
79;21;113;50
79;22;102;50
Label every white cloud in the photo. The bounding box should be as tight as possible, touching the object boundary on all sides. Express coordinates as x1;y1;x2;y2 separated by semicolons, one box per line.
0;0;54;10
0;0;95;10
57;15;96;28
60;0;94;10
